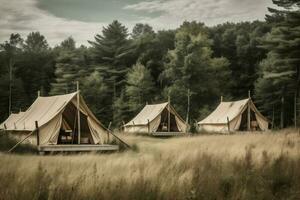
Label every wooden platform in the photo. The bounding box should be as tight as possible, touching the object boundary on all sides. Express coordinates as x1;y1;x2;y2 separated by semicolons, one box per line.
38;144;119;153
151;132;186;137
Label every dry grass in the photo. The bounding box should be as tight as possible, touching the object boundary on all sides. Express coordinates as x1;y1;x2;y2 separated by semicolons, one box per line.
1;129;300;200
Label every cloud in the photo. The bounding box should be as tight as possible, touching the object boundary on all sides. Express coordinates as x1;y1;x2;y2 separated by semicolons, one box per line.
124;0;273;29
0;0;273;46
0;0;107;46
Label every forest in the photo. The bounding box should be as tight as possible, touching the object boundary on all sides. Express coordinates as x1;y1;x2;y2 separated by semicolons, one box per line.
0;0;299;130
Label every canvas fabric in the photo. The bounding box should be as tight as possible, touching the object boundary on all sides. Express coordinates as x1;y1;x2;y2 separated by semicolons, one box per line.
198;98;269;132
124;102;187;133
0;92;107;145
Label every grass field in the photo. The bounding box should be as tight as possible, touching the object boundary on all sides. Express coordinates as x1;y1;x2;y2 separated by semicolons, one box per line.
1;129;300;200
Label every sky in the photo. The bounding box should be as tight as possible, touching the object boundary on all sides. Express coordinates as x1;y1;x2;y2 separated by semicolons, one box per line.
0;0;274;46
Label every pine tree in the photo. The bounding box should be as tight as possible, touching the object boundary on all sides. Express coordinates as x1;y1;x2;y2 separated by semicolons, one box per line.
89;21;136;125
50;37;90;95
255;0;300;127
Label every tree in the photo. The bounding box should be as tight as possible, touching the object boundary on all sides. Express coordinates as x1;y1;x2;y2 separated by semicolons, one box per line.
255;0;300;127
209;21;271;97
125;63;155;114
50;37;90;95
0;33;25;117
89;20;136;125
81;71;111;126
16;32;54;101
162;23;231;123
131;23;155;39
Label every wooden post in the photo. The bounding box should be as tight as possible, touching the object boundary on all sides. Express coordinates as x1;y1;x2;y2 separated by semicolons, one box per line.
227;117;230;132
168;95;170;132
186;89;190;125
8;58;12;115
76;81;81;144
107;122;111;143
147;119;150;133
295;93;297;128
221;96;223;102
14;122;16;129
281;96;284;129
247;91;251;131
37;90;40;97
272;105;275;130
35;121;39;146
4;123;7;130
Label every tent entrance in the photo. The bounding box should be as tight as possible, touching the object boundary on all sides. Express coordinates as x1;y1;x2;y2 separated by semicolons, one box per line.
156;108;179;132
57;101;94;144
239;106;261;131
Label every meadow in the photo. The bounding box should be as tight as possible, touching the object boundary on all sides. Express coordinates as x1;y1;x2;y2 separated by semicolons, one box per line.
0;129;300;200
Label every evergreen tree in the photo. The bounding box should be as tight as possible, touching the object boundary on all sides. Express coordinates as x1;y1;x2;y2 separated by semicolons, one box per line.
50;37;90;95
0;34;27;119
81;71;111;126
16;32;54;101
89;20;135;125
255;0;300;127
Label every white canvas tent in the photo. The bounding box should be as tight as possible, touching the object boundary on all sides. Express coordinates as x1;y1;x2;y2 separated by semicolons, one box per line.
198;98;269;132
124;102;187;134
0;92;108;145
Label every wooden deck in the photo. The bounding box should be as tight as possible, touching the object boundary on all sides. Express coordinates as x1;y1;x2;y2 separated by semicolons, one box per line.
38;144;119;153
151;132;186;137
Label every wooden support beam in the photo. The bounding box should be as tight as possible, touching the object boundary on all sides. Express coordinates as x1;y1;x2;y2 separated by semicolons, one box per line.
8;129;36;153
76;81;81;144
108;130;131;149
295;93;297;128
168;95;170;132
35;121;39;146
247;100;251;131
4;123;7;130
227;117;230;132
281;96;284;129
147;119;150;133
107;122;111;143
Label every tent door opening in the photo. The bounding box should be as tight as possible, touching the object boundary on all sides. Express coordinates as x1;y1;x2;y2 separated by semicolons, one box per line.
157;108;179;132
239;107;261;131
57;101;94;144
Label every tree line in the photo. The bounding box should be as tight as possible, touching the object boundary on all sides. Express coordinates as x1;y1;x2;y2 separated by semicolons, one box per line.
0;0;299;130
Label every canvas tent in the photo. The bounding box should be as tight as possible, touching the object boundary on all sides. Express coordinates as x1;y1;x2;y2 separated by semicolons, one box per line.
0;92;108;146
198;98;269;132
124;102;187;134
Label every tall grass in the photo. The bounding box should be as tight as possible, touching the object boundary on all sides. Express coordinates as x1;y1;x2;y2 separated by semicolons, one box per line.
0;130;300;200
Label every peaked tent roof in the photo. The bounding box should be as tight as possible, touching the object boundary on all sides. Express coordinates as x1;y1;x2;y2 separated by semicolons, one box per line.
0;112;25;129
1;92;78;131
0;92;108;145
198;98;268;125
125;102;185;126
0;92;106;131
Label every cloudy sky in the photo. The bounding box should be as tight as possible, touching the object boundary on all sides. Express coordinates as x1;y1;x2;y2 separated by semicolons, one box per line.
0;0;273;46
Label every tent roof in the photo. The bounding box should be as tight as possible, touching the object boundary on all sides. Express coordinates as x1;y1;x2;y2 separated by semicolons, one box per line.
198;98;251;125
0;112;25;129
1;92;78;131
125;102;169;126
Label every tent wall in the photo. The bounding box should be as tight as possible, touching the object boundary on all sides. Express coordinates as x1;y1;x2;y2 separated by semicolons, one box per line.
0;92;108;145
198;98;269;133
